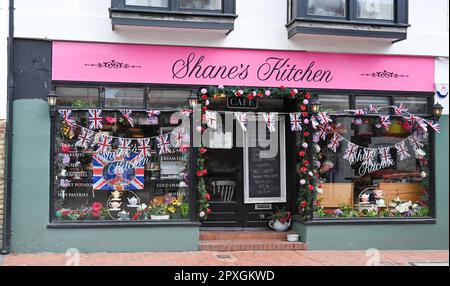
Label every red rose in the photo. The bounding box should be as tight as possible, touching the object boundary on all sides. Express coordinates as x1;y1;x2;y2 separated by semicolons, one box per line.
248;94;254;101
305;93;311;99
302;112;309;117
235;91;242;97
201;95;208;100
298;151;305;157
197;171;203;177
257;92;264;98
300;201;308;208
303;160;309;166
290;90;296;97
207;208;212;214
200;148;207;154
204;193;211;200
300;105;307;111
280;86;285;89
202;106;208;112
309;185;314;191
202;169;208;175
300;167;307;173
303;131;310;137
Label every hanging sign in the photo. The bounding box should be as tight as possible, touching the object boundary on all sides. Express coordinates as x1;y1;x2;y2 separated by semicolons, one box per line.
227;97;258;109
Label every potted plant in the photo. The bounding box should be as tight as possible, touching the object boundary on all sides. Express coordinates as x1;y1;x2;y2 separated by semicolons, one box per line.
149;199;170;220
268;209;292;232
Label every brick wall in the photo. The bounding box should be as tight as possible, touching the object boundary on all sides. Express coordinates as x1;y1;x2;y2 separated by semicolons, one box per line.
0;119;5;249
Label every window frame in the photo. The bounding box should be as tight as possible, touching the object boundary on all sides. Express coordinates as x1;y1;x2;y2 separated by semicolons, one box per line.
310;91;436;222
290;0;408;26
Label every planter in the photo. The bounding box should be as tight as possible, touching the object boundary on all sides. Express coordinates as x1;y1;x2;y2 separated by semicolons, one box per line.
151;215;170;220
269;220;291;232
287;233;300;242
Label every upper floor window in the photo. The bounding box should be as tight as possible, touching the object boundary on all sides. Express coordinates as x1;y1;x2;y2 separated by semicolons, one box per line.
357;0;394;20
181;0;222;10
125;0;169;8
307;0;346;17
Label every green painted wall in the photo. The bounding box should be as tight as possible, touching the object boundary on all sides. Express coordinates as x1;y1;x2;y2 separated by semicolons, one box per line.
11;99;199;253
294;115;449;250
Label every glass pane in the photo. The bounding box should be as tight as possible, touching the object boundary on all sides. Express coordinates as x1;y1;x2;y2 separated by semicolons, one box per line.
319;94;350;112
313;116;431;219
55;87;100;108
395;97;429;115
148;90;191;109
308;0;346;17
104;88;145;108
356;96;390;110
125;0;169;7
181;0;222;10
53;111;191;222
357;0;394;20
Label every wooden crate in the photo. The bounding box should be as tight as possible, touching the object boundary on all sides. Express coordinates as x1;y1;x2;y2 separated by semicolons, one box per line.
379;183;423;203
320;183;354;208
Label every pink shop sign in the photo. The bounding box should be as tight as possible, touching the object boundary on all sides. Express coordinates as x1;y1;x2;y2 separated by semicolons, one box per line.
52;41;435;92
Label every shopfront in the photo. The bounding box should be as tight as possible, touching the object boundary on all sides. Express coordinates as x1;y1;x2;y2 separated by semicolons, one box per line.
8;39;448;252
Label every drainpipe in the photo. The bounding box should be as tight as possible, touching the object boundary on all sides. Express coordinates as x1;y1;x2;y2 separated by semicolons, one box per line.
1;0;14;255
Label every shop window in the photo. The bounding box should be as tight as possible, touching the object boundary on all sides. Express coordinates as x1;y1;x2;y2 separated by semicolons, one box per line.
104;88;145;108
147;89;191;109
319;94;350;112
55;87;100;108
357;0;394;20
356;96;390;110
125;0;169;7
307;0;346;17
313;115;431;219
395;96;429;115
52;110;191;223
181;0;222;11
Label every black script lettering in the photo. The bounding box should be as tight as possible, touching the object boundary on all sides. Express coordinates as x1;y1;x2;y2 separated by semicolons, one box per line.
239;64;250;80
172;52;196;79
257;57;288;81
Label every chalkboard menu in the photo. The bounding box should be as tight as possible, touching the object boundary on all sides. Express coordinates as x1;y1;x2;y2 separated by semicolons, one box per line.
247;126;281;199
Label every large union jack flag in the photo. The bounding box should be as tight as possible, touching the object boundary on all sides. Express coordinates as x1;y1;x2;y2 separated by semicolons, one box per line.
92;152;144;191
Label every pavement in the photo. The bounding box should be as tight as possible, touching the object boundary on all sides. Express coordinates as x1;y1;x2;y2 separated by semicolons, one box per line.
0;250;448;266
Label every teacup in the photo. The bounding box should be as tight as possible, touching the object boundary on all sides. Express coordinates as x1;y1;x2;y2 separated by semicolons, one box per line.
128;197;138;206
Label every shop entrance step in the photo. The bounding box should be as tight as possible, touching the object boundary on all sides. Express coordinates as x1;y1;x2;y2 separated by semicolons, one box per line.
199;231;307;252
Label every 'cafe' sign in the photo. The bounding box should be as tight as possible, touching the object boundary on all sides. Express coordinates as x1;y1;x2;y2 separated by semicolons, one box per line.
227;96;258;109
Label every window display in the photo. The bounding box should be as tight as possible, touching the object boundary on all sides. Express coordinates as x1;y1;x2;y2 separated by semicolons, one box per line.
53;110;191;222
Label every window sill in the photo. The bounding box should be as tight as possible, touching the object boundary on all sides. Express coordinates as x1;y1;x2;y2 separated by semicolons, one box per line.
293;216;437;225
48;220;201;229
287;18;408;42
109;7;237;33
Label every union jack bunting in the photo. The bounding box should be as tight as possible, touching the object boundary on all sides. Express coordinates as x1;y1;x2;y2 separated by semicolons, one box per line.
205;111;218;129
92;152;144;191
408;131;424;151
417;118;429;132
120;110;134;127
311;117;321;130
156;134;172;155
75;128;94;149
96;134;112;154
88;109;103;130
263;113;277;133
179;109;192;117
171;128;186;148
362;148;377;164
147;110;161;118
327;133;344;153
395;141;411;161
316;111;332;125
379;115;392;131
379;147;393;165
368;105;378;113
137;138;152;159
353;109;366;116
343;142;359;164
315;124;330;141
58;109;76;127
407;114;417;123
234;112;248;131
426;120;440;133
117;138;132;156
394;103;408;115
289;113;302;131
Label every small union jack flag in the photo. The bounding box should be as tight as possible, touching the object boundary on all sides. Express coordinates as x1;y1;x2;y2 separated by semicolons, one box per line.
205;111;218;129
117;138;131;156
315;124;330;141
88;109;103;130
263;113;277;132
353;109;366;116
379;147;393;165
395;141;411;161
408;131;424;151
316;111;332;125
426;120;440;133
343;142;359;164
120;110;134;127
58;109;76;127
369;105;378;113
156;134;172;155
137;138;152;159
234;112;248;131
97;134;112;154
379;115;392;131
362;148;377;164
75;128;94;149
289;113;302;131
179;109;192;117
147;110;161;118
327;133;344;153
417;118;429;132
171;128;186;148
394;103;408;115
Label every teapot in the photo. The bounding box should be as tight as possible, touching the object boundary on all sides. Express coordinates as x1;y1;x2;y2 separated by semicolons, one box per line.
127;197;139;206
361;194;370;203
111;191;122;200
109;201;122;209
118;210;129;220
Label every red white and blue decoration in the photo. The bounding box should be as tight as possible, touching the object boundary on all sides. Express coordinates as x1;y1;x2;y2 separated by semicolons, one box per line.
88;109;103;130
58;109;76;127
289;113;302;131
96;134;112;155
263;113;277;132
117;138;131;156
234;112;248;131
75;127;94;149
156;134;172;155
205;111;218;129
171;128;187;148
137;138;152;159
395;141;411;161
343;142;359;164
327;133;344;153
120;109;134;127
92;152;144;191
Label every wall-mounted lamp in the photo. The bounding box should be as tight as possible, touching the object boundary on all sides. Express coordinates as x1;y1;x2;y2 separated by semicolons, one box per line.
188;92;199;108
311;99;321;113
432;103;444;122
47;88;58;107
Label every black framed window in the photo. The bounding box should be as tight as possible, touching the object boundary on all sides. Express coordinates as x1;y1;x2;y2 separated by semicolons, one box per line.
311;93;434;220
116;0;235;14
